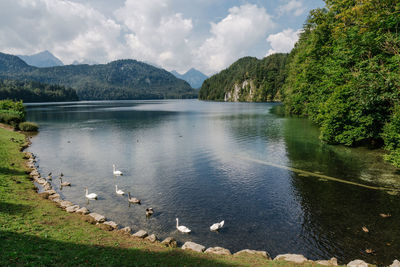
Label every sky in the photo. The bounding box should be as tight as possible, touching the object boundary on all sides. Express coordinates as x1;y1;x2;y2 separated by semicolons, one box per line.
0;0;324;75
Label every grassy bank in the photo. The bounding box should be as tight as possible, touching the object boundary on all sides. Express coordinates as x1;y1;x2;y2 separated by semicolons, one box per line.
0;127;330;266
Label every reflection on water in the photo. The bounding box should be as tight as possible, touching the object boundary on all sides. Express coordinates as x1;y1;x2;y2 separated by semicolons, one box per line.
26;100;400;265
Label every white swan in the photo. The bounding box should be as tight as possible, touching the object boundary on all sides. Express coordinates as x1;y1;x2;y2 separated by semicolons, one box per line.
59;177;71;186
115;185;125;195
85;187;97;200
210;220;224;231
176;218;191;233
128;192;140;204
113;164;123;176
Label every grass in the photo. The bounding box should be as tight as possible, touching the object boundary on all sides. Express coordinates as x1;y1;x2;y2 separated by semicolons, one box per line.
0;127;330;266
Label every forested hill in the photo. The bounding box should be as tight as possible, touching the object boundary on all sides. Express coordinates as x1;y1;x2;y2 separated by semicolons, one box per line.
199;53;288;102
0;79;79;102
282;0;400;166
0;52;197;100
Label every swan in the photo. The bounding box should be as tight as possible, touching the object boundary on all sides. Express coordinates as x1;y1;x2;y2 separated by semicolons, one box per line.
59;177;71;186
113;164;123;176
176;218;191;233
115;185;125;195
210;220;224;231
146;208;154;216
85;187;97;200
128;192;140;204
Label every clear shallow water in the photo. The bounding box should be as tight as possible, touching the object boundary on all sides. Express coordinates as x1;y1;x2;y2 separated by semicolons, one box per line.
26;100;400;265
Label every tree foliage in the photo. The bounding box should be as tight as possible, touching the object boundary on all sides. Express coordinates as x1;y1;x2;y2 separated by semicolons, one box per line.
199;53;288;101
0;79;79;102
283;0;400;165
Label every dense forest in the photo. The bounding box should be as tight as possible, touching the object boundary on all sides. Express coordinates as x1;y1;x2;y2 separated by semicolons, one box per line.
199;53;288;101
283;0;400;166
0;79;78;102
0;53;197;100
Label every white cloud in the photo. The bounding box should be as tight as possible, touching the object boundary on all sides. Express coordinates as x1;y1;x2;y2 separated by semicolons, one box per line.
266;28;301;56
278;0;305;17
196;4;275;75
115;0;194;72
0;0;124;64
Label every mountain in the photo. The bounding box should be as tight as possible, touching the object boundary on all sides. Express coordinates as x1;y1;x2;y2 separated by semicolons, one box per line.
0;52;197;100
171;68;207;89
199;53;288;102
17;50;64;68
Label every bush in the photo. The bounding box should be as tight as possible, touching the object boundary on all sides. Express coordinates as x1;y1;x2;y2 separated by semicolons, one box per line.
0;111;22;126
0;99;25;121
18;122;38;132
382;105;400;167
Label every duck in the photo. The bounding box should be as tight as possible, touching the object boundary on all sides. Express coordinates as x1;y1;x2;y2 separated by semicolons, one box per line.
85;187;97;200
115;185;125;195
113;164;123;176
146;208;154;216
47;172;52;180
59;177;71;186
128;192;140;204
176;218;191;233
210;220;224;231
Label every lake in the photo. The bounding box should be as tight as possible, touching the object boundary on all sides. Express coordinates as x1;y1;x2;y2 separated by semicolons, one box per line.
26;100;400;265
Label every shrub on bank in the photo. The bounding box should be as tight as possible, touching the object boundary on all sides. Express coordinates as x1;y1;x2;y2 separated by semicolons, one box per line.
0;110;22;127
18;121;38;132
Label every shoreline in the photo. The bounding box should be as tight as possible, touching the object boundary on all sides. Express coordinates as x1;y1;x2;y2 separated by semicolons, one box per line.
2;124;398;266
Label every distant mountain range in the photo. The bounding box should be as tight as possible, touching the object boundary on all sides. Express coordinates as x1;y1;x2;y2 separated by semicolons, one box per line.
171;68;207;89
0;52;197;100
17;50;64;68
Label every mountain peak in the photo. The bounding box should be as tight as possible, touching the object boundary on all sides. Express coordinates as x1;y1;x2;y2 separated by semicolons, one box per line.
17;50;64;68
170;68;208;89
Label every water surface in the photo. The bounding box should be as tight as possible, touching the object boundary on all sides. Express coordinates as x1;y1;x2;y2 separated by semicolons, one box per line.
26;100;400;265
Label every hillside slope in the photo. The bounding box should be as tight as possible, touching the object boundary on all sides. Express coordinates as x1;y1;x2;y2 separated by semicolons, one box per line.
0;52;197;100
199;53;288;102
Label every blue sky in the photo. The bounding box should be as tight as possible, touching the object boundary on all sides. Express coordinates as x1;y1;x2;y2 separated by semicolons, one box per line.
0;0;324;75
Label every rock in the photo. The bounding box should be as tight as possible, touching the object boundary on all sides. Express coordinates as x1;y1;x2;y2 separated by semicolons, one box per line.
98;223;114;231
119;226;132;234
347;259;369;267
36;178;46;185
316;257;338;266
182;241;205;253
30;170;39;176
161;237;177;248
66;205;80;213
44;189;56;195
59;201;73;209
76;207;89;215
43;183;52;191
81;215;97;224
132;230;148;238
103;221;118;229
88;213;106;223
390;260;400;267
145;234;157;243
235;249;270;259
205;247;231;255
274;254;308;264
48;194;60;200
38;192;50;199
51;198;62;203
